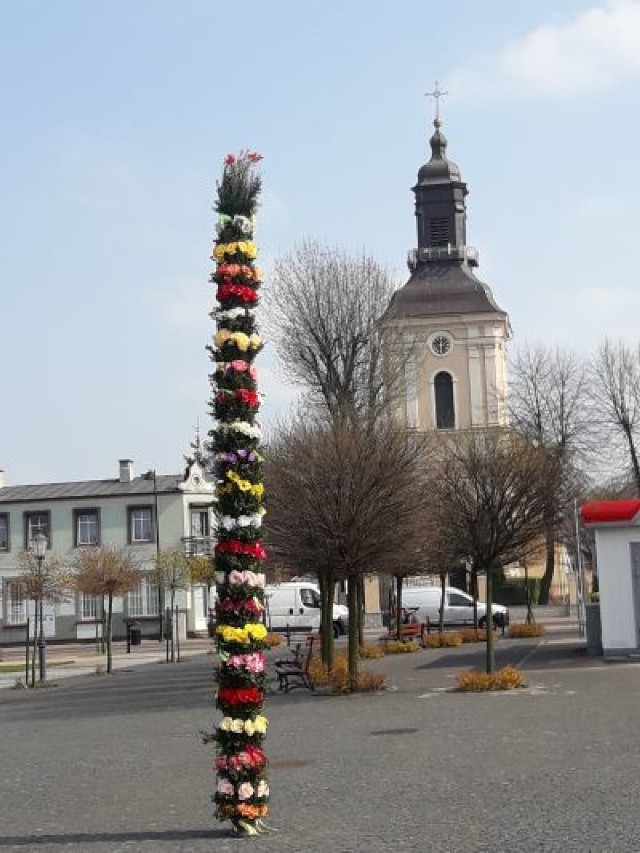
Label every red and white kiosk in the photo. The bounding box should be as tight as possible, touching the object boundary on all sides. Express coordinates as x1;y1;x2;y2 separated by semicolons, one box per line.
581;499;640;658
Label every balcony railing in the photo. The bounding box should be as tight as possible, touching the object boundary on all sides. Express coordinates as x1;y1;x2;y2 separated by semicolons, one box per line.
181;536;214;558
407;244;478;270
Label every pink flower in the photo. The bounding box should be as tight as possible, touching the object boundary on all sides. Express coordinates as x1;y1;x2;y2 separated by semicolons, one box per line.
238;782;254;801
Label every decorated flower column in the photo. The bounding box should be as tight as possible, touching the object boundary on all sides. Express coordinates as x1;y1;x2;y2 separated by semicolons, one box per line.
208;151;269;836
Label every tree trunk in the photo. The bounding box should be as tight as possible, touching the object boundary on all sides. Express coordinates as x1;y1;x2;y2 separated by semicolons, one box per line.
318;573;335;670
524;561;535;625
486;570;495;674
538;528;555;605
31;599;38;688
106;593;114;674
170;587;176;663
471;568;479;630
347;577;358;691
357;576;364;648
623;423;640;494
438;574;446;634
395;575;404;642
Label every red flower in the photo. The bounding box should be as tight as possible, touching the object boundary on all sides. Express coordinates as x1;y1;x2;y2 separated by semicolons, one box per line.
218;686;264;706
235;389;259;407
216;284;258;304
248;152;263;163
224;154;236;166
215;540;267;560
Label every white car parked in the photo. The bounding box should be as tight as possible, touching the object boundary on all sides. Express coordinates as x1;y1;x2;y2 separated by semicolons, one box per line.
402;585;509;629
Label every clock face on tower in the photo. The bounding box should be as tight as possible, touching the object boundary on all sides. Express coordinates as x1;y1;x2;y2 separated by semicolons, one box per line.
430;333;452;356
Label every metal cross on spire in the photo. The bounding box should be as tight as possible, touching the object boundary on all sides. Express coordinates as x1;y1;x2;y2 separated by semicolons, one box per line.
425;80;448;122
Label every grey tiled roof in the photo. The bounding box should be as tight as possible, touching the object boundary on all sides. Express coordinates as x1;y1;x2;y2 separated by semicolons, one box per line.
0;474;185;504
382;261;506;321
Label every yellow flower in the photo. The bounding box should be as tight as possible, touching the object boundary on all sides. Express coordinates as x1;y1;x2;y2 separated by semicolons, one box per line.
230;718;245;734
249;333;262;349
248;623;267;641
217;625;251;644
219;716;233;731
232;332;250;352
244;720;255;736
237;241;257;259
213;242;237;262
215;329;232;347
253;715;268;734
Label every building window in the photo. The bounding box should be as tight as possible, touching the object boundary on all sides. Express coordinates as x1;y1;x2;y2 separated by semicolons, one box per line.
79;593;100;621
74;509;100;547
190;506;210;538
128;578;159;617
0;514;9;551
5;581;26;625
429;217;450;246
24;511;51;549
434;371;455;429
128;506;154;544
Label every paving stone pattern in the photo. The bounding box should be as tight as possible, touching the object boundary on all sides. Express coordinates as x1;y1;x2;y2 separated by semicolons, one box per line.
0;629;639;852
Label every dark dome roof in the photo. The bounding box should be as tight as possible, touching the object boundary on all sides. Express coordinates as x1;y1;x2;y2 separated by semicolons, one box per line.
381;262;505;322
417;119;461;185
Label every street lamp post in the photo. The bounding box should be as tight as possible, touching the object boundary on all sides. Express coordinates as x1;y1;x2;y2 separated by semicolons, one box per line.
143;469;163;641
31;532;47;682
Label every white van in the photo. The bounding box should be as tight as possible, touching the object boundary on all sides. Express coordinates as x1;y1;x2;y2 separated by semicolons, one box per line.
402;586;508;629
264;582;349;638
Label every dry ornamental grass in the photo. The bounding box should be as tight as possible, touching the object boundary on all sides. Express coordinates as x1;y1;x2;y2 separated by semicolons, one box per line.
424;633;463;649
308;652;387;693
457;665;525;692
508;623;546;639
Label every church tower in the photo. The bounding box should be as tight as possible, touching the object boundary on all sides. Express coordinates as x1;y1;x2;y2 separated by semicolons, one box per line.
381;113;511;431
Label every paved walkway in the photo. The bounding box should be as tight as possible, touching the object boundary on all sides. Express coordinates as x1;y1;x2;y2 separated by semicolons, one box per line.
0;606;587;690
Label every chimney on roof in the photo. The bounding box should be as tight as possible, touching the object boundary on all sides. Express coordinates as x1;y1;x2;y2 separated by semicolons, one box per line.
0;470;4;488
119;459;134;484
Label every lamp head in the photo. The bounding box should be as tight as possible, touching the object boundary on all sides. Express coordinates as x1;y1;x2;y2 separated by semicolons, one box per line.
32;532;47;558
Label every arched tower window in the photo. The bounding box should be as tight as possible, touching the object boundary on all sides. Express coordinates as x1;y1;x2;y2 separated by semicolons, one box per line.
434;371;455;429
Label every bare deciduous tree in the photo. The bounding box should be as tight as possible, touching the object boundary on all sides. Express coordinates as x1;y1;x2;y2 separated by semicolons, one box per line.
265;418;433;688
74;547;140;673
16;550;71;685
265;239;403;427
591;338;640;493
509;344;590;603
426;429;560;672
151;548;191;662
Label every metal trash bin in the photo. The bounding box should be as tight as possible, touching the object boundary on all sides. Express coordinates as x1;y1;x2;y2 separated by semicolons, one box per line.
585;603;602;656
129;623;142;646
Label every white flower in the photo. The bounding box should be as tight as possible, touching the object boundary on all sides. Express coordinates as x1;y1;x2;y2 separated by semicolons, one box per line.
220;513;263;530
216;306;254;321
219;716;233;731
238;782;254;800
257;780;269;798
217;778;234;795
230;718;245;734
233;215;253;236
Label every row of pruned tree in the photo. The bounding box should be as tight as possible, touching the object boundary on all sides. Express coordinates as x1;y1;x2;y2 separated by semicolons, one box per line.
261;239;640;681
14;546;216;676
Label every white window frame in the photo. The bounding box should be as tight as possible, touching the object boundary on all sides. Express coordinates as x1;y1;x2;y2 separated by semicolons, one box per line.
128;577;159;617
0;514;9;551
129;507;153;544
79;593;100;621
75;510;100;547
5;581;26;625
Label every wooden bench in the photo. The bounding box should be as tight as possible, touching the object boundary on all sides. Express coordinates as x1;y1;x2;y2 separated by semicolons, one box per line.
274;634;316;693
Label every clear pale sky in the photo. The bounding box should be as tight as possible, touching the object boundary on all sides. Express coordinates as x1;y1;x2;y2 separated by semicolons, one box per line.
2;0;639;484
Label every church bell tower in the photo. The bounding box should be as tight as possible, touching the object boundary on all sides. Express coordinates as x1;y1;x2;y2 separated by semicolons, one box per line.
380;102;511;431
